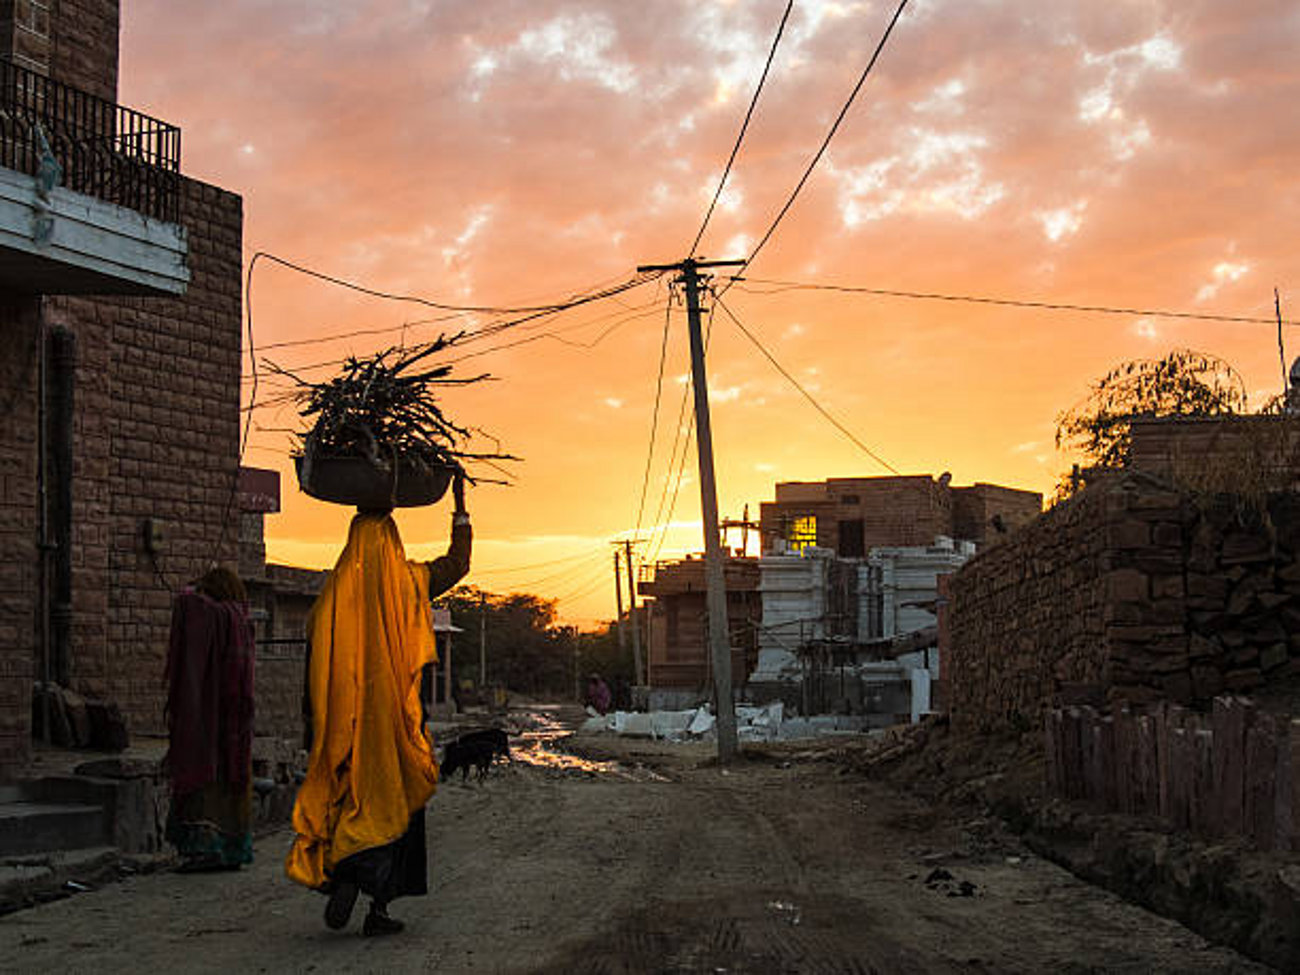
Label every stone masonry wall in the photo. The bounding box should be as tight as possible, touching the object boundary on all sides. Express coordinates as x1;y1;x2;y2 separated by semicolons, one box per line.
0;0;54;74
45;176;243;735
51;0;117;100
254;646;305;743
0;300;41;774
946;479;1111;733
950;472;1300;734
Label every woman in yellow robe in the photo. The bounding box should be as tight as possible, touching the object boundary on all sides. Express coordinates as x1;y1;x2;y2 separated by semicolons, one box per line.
286;477;471;936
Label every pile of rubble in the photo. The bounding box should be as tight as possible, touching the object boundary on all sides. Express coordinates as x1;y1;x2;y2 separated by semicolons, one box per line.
580;702;877;743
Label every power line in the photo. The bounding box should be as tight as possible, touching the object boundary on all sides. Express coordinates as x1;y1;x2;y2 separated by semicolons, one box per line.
645;358;697;560
732;277;1300;328
714;292;899;474
552;563;620;607
213;250;264;560
442;300;666;367
256;309;474;353
633;289;676;542
472;550;604;576
245;258;662;362
482;551;610;594
688;0;794;257
731;0;910;284
248;298;667;384
647;304;717;564
650;391;696;564
558;575;618;612
249;250;622;316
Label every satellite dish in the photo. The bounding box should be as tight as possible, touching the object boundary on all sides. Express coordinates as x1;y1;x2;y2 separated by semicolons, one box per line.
1290;356;1300;389
937;471;952;488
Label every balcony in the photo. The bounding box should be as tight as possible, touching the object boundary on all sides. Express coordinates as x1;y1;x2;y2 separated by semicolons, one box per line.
0;59;188;296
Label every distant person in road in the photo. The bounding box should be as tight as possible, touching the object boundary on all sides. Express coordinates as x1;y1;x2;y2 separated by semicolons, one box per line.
163;566;256;872
586;673;612;716
286;474;472;937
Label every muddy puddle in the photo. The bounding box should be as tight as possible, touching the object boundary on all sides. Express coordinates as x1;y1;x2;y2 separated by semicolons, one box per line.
496;707;668;782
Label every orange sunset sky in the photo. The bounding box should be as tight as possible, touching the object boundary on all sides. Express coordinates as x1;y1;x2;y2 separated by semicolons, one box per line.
120;0;1299;625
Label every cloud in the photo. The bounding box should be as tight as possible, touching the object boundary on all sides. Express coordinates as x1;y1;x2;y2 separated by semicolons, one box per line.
832;129;1005;226
1195;259;1251;302
1036;201;1087;242
119;0;1300;622
1133;317;1159;341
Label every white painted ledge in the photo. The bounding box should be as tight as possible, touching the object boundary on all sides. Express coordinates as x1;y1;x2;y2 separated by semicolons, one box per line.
0;165;188;296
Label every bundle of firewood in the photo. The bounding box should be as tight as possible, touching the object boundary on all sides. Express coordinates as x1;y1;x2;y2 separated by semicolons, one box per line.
271;336;514;492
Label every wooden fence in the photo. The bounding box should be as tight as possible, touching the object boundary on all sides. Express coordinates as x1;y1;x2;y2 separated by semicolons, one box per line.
1045;697;1300;851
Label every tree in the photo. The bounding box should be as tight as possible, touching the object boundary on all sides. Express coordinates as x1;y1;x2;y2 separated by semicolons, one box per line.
1055;348;1247;495
438;586;580;697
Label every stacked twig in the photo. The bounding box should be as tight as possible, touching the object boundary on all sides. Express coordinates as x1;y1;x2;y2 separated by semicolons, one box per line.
270;336;516;481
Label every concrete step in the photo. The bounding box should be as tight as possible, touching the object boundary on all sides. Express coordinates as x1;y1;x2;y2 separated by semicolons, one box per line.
0;801;108;857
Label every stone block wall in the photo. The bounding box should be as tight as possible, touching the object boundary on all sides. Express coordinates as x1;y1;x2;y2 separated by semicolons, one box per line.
0;0;53;74
949;471;1300;734
246;565;325;741
0;0;118;99
50;176;243;734
254;646;305;742
951;482;1044;546
946;480;1111;733
0;300;40;772
0;177;242;776
1129;415;1300;493
51;0;118;100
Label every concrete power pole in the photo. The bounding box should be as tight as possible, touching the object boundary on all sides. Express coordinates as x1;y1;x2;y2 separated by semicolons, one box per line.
637;257;744;761
623;538;643;688
613;548;627;659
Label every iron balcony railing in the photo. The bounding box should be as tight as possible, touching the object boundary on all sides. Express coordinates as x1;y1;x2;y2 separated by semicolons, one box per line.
0;59;181;222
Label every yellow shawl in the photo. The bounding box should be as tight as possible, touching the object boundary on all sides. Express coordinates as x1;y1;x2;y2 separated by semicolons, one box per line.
285;513;439;889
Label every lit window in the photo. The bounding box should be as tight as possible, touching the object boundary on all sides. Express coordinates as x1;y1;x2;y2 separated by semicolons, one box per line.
788;515;817;552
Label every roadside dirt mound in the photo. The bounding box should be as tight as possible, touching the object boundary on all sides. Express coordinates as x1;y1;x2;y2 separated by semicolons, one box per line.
798;716;1300;972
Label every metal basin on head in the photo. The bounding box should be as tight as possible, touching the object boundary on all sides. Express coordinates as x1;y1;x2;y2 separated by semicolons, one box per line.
294;454;453;509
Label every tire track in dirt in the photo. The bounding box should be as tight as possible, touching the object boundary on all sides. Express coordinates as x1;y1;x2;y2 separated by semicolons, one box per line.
532;765;917;975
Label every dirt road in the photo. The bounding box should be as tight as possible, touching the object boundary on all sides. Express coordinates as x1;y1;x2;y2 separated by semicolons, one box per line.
0;709;1271;973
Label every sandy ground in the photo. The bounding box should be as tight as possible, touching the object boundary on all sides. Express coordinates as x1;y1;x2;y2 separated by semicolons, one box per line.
0;707;1273;974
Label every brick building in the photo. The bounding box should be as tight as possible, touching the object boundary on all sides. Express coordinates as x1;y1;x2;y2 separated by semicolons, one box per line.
637;556;761;698
0;3;243;774
758;475;1042;556
237;467;326;741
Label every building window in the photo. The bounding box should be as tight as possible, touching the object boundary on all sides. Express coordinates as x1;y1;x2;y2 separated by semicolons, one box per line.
840;494;860;505
788;515;817;552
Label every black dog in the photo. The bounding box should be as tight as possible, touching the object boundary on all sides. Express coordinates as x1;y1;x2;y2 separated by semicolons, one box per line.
444;733;509;785
457;727;511;762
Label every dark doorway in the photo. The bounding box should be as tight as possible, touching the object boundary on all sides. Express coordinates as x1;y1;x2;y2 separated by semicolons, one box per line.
837;519;864;558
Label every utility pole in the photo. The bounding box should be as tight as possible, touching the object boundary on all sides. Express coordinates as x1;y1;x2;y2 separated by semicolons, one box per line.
637;257;744;760
613;548;627;660
478;591;487;689
623;538;643;688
